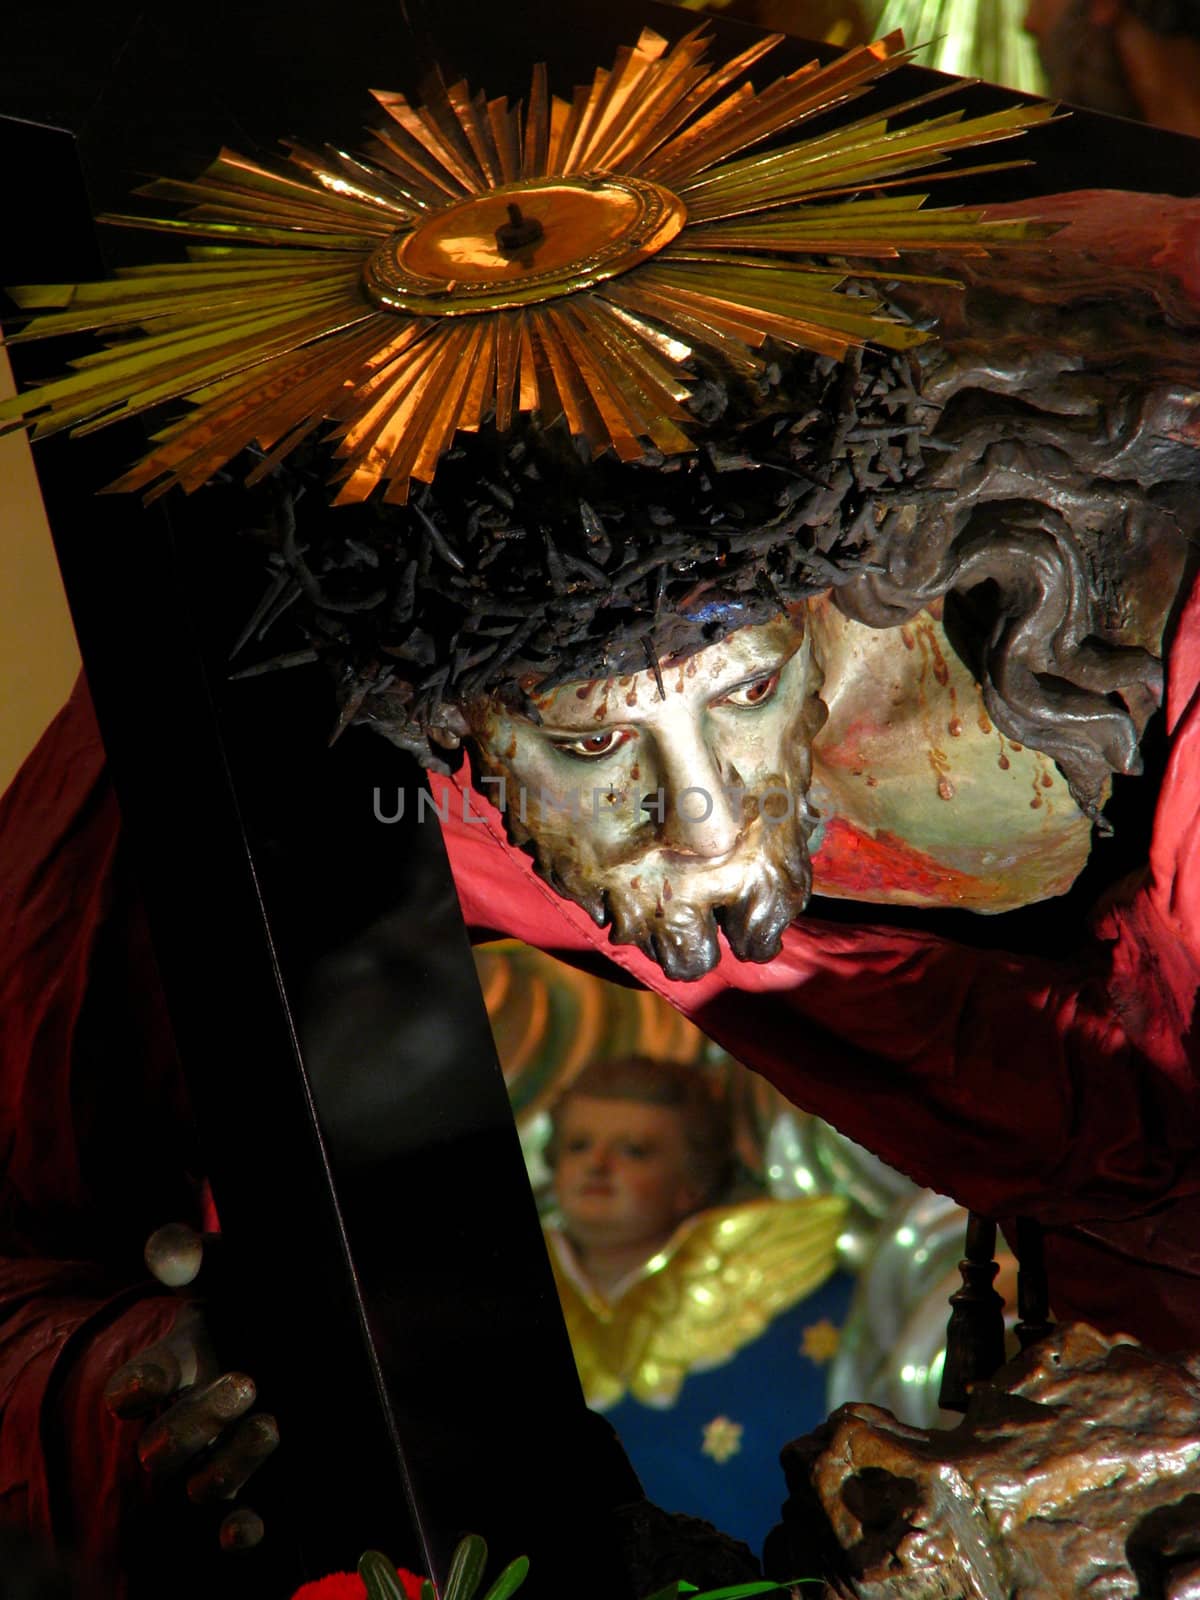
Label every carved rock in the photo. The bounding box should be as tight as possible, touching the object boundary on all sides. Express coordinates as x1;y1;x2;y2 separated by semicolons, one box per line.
771;1323;1200;1600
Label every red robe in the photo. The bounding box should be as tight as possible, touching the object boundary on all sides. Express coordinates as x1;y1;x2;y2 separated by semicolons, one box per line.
0;679;198;1583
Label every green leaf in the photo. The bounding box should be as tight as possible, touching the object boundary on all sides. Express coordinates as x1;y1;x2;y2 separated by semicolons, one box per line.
642;1581;824;1600
359;1551;409;1600
421;1583;437;1600
479;1554;530;1600
689;1582;817;1600
444;1534;489;1600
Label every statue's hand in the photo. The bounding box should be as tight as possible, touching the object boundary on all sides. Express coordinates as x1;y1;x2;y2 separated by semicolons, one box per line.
103;1224;279;1551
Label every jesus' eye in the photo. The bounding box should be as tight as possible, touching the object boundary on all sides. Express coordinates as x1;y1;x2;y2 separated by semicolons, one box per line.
716;670;781;709
550;728;633;760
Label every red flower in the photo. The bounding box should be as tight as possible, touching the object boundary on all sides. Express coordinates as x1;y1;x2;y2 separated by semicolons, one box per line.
292;1567;426;1599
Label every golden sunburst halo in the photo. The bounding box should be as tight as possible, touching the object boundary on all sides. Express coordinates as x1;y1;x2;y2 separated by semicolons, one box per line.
0;27;1056;505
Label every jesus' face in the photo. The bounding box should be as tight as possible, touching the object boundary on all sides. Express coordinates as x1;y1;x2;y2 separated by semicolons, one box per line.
465;615;824;982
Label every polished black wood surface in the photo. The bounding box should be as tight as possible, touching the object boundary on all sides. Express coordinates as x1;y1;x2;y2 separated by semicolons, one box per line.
3;114;636;1599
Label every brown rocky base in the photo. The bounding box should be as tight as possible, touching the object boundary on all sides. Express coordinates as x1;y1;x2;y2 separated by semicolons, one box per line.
765;1323;1200;1600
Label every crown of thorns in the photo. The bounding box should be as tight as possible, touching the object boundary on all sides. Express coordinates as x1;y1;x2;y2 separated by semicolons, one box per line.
230;333;936;765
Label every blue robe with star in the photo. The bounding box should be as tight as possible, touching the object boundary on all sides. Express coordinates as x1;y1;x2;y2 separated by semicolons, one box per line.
603;1271;854;1556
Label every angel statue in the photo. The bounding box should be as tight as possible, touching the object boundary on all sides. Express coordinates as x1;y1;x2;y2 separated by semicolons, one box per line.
543;1055;849;1552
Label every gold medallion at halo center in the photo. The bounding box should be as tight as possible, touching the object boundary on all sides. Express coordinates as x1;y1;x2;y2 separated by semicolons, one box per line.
363;173;687;317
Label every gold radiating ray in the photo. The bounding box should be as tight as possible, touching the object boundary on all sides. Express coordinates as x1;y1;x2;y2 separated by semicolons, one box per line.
22;292;366;436
100;211;374;250
399;321;487;491
487;97;522;185
536;305;607;449
615;266;899;362
140;148;408;233
609;29;783;174
5;259;354;344
558;35;667;174
522;62;551;179
493;311;521;433
643;33;915;184
110;317;398;498
550;310;640;460
679;101;1055;219
369;90;484;198
568;298;694;453
0;25;1061;503
364;122;471;209
330;324;453;501
565;28;711;174
607;293;760;378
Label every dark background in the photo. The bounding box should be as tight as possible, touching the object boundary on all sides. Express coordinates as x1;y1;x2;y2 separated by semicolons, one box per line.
3;0;1199;239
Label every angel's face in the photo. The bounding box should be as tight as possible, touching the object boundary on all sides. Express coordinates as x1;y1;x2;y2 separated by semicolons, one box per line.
552;1096;702;1250
467;615;825;981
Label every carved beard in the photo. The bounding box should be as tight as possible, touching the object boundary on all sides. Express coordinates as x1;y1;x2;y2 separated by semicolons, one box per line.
1037;0;1142;119
519;705;820;984
599;795;815;982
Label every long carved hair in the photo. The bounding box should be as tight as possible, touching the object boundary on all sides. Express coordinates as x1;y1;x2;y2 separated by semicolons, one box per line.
837;278;1199;818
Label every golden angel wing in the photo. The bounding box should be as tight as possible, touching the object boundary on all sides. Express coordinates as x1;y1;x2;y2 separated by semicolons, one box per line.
546;1196;847;1410
628;1194;847;1405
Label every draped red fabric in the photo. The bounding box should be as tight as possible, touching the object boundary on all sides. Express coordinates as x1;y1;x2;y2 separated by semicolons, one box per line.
0;678;198;1587
431;572;1200;1350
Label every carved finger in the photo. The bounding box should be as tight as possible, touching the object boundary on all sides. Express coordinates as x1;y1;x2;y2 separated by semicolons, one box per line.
104;1301;217;1421
104;1350;184;1419
219;1508;265;1553
186;1413;280;1504
144;1223;205;1288
136;1372;256;1477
